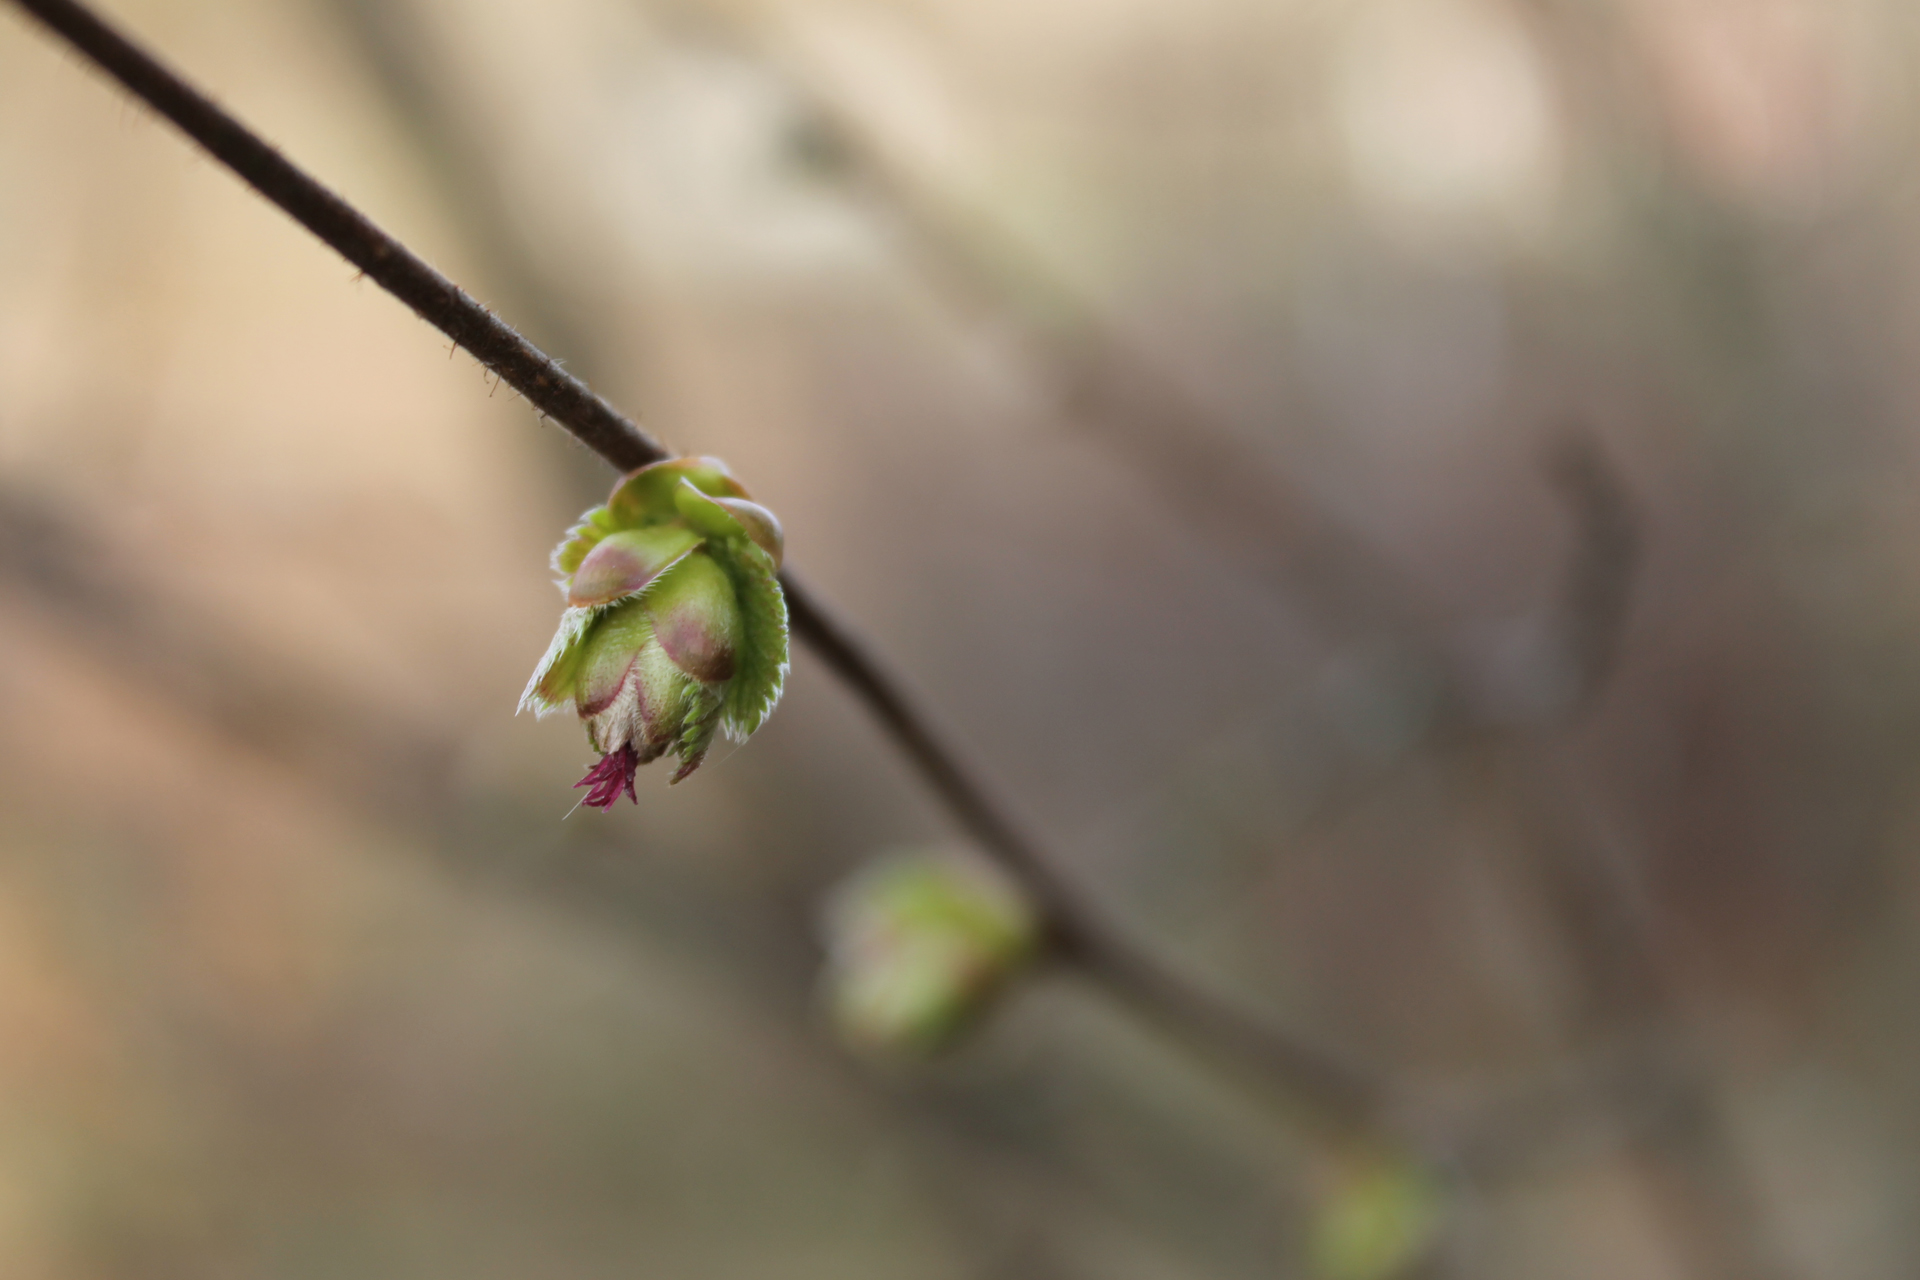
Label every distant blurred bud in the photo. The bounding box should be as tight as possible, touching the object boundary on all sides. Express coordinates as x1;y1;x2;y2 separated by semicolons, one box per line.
1334;0;1561;248
821;849;1040;1054
520;457;788;803
1636;0;1867;214
1309;1157;1446;1280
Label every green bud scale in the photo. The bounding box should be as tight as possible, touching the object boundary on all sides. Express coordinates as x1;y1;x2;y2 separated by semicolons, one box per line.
520;457;789;804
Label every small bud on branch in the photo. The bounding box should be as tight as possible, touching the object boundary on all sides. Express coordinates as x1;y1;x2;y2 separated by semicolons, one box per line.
821;849;1039;1053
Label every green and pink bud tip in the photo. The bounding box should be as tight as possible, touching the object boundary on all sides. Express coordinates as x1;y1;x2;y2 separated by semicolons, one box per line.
820;849;1040;1055
520;457;789;805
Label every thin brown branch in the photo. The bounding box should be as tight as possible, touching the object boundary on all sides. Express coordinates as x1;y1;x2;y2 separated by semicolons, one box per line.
3;0;1400;1147
785;568;1396;1138
0;485;457;814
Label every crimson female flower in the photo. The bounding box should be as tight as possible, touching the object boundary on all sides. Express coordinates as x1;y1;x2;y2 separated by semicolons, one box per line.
520;457;788;805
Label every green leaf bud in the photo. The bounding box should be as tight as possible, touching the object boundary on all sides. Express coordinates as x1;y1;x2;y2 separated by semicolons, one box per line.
521;457;789;804
820;849;1040;1054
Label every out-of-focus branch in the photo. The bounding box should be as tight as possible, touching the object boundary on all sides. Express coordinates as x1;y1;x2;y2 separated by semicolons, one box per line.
1545;433;1642;714
3;0;1403;1148
651;1;1646;736
801;552;1406;1140
657;0;1454;658
0;487;456;815
1491;737;1784;1276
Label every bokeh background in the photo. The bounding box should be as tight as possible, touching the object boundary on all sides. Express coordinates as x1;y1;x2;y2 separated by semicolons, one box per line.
2;0;1918;1275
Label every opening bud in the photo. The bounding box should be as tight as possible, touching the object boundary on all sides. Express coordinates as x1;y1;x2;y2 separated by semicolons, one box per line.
521;457;789;803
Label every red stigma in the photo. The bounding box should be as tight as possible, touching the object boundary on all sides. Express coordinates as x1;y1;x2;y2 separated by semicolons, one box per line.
575;744;640;809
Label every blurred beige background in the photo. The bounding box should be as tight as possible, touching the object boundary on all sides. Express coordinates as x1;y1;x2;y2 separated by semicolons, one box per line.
3;0;1920;1275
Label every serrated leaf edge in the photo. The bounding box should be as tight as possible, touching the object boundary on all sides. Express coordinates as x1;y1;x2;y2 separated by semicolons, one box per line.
716;538;789;741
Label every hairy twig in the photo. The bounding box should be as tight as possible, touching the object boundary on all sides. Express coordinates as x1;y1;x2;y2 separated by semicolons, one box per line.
3;0;1399;1145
